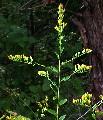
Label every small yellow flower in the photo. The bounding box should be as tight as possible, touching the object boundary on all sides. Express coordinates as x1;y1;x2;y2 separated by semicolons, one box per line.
99;95;103;99
58;3;63;10
46;103;49;107
58;19;62;25
73;99;77;103
95;110;100;113
43;107;47;111
88;99;91;104
41;114;45;117
85;48;92;52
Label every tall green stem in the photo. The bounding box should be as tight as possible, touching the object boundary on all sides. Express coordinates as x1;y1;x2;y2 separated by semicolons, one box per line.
57;59;61;120
54;3;67;120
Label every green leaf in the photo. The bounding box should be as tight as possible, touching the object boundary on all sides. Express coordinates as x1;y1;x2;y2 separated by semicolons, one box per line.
61;76;70;81
59;99;67;106
28;37;36;43
42;80;50;91
29;85;42;93
92;113;96;120
23;99;30;106
53;96;57;100
95;111;103;116
47;109;57;116
47;66;58;73
61;60;71;66
18;42;25;48
59;115;66;120
70;79;84;95
0;115;6;120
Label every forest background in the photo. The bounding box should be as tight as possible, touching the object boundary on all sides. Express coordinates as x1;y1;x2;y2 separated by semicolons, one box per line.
0;0;103;120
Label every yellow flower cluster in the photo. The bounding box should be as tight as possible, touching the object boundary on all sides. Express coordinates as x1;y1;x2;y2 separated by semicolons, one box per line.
6;116;15;120
38;71;48;77
8;54;33;64
82;48;92;54
36;96;48;117
75;64;92;73
54;3;67;33
73;93;92;107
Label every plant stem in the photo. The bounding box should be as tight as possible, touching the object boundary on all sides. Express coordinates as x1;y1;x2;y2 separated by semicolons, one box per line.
57;57;61;120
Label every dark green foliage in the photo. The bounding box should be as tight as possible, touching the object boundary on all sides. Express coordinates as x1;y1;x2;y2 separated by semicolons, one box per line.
0;0;92;120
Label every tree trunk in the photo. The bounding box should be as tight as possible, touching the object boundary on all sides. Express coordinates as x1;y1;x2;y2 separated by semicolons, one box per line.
72;0;103;119
81;0;103;119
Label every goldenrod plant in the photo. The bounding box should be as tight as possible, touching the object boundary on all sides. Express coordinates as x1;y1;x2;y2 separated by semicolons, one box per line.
73;93;103;120
8;3;92;120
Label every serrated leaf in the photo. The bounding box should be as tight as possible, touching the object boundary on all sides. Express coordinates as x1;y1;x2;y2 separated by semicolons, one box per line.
59;99;67;106
47;109;57;116
59;115;66;120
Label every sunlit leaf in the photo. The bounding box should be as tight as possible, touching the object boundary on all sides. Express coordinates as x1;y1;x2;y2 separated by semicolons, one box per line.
59;115;66;120
47;109;57;116
61;76;71;81
47;66;58;73
59;99;67;106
